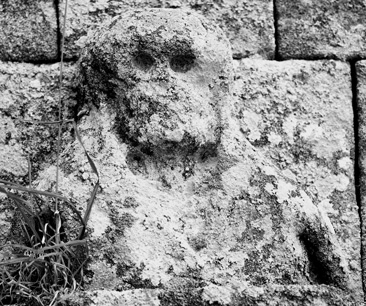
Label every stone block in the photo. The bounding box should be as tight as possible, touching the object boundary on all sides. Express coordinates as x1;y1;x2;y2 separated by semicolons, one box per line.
63;286;360;305
59;0;274;59
356;60;366;292
234;59;361;302
276;0;366;60
0;0;58;62
2;9;362;305
232;58;362;301
32;10;362;304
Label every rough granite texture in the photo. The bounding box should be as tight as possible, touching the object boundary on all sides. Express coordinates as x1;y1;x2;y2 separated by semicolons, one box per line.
18;9;360;305
0;62;76;180
59;0;274;59
0;0;58;62
276;0;366;60
234;59;361;282
0;61;76;246
0;5;364;306
356;60;366;297
64;286;362;306
234;59;363;303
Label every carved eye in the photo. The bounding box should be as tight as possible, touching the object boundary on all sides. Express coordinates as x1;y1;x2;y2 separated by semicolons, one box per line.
133;52;155;71
170;54;196;73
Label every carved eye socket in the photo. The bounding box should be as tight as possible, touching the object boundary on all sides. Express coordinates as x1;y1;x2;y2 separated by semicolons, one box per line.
133;52;155;71
170;54;196;73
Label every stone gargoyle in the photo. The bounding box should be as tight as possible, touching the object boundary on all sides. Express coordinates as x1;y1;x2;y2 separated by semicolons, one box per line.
33;8;362;305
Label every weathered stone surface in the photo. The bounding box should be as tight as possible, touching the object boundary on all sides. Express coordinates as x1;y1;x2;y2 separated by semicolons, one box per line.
235;57;362;287
60;0;274;59
65;289;161;306
234;59;359;262
64;285;360;305
356;60;366;296
0;61;76;179
29;9;363;305
0;61;76;246
235;58;362;301
0;0;58;62
276;0;366;60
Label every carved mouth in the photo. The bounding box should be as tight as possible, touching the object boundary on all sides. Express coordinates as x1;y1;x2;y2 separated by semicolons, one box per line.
112;83;220;152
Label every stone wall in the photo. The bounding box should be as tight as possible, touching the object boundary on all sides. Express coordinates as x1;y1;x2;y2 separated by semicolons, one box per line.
1;1;366;305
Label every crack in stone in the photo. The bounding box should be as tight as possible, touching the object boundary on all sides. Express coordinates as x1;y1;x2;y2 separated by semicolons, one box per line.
273;0;280;60
54;0;61;61
350;59;366;300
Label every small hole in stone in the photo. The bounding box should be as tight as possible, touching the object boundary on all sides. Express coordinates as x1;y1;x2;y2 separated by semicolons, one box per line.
133;52;155;71
126;151;148;177
133;155;141;162
170;54;196;73
298;229;346;288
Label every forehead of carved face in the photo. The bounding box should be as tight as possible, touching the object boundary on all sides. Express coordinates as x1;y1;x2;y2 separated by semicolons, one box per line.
79;9;233;152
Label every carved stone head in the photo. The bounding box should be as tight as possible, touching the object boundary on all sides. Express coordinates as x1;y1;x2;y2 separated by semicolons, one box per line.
78;9;233;154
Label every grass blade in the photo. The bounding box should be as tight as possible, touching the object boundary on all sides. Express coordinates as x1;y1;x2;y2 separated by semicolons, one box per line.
73;122;100;238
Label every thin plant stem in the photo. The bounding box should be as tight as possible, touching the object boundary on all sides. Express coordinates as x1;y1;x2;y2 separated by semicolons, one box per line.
56;0;69;212
21;119;74;125
55;0;69;246
27;153;33;206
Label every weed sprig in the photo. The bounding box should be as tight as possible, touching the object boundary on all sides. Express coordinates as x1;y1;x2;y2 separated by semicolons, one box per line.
0;122;99;305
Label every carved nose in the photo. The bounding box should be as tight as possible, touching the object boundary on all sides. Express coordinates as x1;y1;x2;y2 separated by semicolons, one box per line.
153;62;176;84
